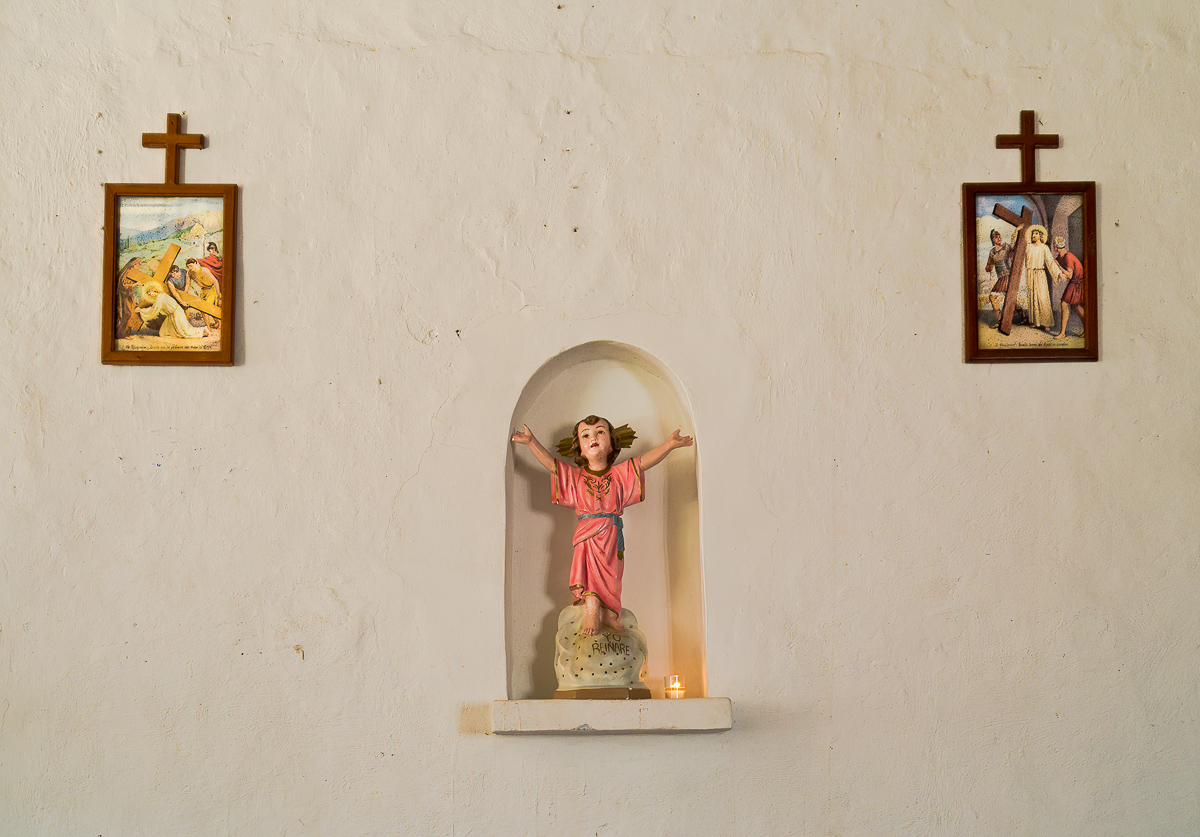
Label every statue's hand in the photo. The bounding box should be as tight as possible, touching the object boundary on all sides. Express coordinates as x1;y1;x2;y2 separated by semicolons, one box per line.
511;424;534;445
669;429;694;449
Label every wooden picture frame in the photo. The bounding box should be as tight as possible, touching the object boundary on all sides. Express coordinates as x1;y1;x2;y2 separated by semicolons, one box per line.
962;181;1097;363
101;182;237;365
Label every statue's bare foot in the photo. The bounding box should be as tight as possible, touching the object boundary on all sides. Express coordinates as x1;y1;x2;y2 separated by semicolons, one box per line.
580;598;603;636
601;610;625;632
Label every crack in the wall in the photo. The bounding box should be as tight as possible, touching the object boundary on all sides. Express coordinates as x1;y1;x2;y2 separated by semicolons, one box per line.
734;320;769;382
386;392;451;540
503;277;527;309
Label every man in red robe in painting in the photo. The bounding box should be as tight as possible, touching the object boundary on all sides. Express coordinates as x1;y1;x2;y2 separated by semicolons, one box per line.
1053;235;1086;339
197;241;223;285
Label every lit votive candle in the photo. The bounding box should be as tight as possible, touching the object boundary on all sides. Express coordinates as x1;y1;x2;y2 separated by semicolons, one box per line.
664;675;685;699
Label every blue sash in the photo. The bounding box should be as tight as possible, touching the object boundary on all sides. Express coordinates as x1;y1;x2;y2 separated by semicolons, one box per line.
578;512;624;551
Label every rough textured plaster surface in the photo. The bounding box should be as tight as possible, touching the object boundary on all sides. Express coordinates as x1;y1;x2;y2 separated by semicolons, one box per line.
2;1;1199;835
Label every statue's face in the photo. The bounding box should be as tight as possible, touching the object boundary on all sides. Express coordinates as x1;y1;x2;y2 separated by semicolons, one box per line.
578;421;612;462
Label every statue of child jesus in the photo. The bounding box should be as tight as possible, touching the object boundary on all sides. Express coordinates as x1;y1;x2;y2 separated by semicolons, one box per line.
512;416;694;637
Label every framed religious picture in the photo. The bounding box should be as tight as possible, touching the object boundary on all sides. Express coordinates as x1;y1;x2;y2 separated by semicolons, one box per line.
963;112;1098;363
101;115;237;365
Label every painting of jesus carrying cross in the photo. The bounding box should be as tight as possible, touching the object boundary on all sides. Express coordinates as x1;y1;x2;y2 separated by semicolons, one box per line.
102;114;237;365
962;112;1097;363
113;195;225;349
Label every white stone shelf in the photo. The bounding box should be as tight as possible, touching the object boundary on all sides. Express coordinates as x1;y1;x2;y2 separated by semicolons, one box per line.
490;698;732;735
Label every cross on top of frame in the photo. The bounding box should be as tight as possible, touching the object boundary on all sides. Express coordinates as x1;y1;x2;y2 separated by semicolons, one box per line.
995;110;1059;185
142;113;205;185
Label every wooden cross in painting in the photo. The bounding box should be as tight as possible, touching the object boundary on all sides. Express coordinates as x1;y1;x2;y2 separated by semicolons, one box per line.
120;242;221;321
991;203;1034;335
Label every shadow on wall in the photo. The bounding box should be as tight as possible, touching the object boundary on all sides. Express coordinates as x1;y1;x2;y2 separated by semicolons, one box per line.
504;341;706;699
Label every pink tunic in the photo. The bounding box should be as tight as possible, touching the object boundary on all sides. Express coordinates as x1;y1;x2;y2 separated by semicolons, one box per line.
553;457;645;615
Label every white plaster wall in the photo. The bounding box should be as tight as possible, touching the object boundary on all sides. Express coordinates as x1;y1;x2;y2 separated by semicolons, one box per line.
2;1;1198;834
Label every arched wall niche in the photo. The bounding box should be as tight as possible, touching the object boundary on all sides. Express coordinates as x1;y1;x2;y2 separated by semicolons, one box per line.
505;341;706;700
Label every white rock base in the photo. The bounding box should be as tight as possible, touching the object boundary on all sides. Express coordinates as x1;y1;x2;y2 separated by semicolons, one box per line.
553;604;649;694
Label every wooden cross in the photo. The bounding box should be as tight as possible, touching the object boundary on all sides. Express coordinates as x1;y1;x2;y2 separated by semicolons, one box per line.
996;110;1058;185
991;203;1034;335
142;113;204;185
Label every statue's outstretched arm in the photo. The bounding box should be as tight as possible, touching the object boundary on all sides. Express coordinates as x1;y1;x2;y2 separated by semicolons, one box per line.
640;429;694;470
512;425;557;473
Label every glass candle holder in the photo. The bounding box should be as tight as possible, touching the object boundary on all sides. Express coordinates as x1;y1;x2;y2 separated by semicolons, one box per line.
664;674;685;699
